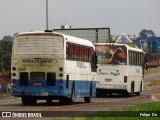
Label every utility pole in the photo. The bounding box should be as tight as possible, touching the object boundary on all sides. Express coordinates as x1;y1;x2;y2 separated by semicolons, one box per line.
46;0;49;30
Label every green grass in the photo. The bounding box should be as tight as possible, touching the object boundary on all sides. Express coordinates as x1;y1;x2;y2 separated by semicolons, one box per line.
144;67;160;75
68;102;160;120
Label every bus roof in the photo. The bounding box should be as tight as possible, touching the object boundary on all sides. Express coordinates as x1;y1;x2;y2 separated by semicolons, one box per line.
16;31;94;48
94;43;143;52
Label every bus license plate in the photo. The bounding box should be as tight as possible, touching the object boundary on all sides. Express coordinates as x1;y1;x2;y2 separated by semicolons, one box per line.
105;78;112;82
32;82;42;86
41;92;48;96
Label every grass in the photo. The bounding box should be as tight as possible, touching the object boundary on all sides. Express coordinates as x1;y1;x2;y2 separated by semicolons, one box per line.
144;67;160;75
68;102;160;120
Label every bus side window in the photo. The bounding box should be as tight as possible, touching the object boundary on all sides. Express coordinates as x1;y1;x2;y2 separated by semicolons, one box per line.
77;45;80;60
89;48;92;61
68;43;72;59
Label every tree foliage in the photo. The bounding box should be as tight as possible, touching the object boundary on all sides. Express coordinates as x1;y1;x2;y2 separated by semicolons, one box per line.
138;29;156;40
2;35;14;41
0;40;12;72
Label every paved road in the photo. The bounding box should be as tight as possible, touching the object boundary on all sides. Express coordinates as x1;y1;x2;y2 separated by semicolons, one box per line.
0;73;159;119
144;72;160;83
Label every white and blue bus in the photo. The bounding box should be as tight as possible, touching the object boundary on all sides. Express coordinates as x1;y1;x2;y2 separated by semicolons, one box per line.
11;31;97;105
95;43;144;97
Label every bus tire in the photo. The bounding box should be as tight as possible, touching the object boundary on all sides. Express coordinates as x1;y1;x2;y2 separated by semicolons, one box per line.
129;83;134;97
30;98;37;105
84;84;92;103
135;92;140;96
96;90;101;97
84;97;91;103
21;97;29;106
140;82;143;92
135;82;142;96
46;98;52;104
125;83;134;97
68;84;75;105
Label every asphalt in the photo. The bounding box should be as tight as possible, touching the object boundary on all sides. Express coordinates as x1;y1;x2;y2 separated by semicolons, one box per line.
1;94;160;101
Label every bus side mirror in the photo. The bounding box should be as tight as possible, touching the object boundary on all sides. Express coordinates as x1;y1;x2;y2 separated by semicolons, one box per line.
91;52;97;72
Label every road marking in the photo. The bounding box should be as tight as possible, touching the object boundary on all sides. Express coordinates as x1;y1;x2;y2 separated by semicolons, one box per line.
144;80;160;88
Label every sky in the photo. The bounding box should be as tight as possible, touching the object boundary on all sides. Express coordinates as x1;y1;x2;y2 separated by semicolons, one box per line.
0;0;160;39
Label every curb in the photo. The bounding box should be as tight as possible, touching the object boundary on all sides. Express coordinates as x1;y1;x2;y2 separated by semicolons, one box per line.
151;94;160;102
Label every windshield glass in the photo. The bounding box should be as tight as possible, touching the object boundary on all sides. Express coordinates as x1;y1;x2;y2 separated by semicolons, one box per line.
95;45;127;64
30;72;45;80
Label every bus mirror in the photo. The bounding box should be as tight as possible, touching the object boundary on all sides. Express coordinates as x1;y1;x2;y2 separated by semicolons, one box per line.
91;52;97;72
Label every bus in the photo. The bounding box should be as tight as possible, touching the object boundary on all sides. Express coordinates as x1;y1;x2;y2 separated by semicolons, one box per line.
95;43;144;97
11;30;97;105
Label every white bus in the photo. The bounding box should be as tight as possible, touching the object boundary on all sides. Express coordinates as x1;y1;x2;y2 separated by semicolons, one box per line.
95;43;144;97
11;31;97;105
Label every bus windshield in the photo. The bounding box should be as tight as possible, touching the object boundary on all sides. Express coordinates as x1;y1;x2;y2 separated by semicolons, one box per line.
95;45;127;64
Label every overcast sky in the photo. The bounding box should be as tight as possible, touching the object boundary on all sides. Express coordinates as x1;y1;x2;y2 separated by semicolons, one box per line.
0;0;160;39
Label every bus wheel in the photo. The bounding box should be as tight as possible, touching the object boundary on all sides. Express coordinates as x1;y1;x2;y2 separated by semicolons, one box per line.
84;97;91;103
84;85;92;103
96;90;101;97
129;84;134;97
21;97;29;105
130;84;134;97
108;93;112;96
135;83;142;96
68;85;75;104
46;99;52;105
135;92;140;96
30;98;37;105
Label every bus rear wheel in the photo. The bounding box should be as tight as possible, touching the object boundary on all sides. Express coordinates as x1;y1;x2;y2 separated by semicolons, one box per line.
46;99;52;105
67;85;75;105
30;98;37;105
21;97;29;105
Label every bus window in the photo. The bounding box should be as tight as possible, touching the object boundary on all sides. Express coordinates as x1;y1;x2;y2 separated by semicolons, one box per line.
20;72;29;86
47;73;56;86
96;45;127;64
30;72;45;80
68;43;72;59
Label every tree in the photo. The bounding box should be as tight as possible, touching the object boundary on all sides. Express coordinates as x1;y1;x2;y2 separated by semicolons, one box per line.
0;41;12;72
2;35;14;41
138;29;156;40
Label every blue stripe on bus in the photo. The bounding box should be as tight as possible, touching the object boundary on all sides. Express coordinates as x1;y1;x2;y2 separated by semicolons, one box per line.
12;80;96;97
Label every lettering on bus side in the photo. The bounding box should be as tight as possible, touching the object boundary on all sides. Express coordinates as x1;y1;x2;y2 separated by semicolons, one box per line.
98;72;109;75
22;58;52;64
110;72;120;76
21;58;53;66
98;71;120;76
